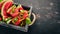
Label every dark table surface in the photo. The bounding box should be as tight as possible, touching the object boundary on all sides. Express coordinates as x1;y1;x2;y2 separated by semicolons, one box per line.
0;0;60;34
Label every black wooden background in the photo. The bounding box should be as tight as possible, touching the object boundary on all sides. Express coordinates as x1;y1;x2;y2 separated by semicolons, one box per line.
0;0;60;34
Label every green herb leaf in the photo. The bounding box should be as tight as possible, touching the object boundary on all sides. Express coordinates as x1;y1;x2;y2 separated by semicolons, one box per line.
5;17;11;24
0;0;2;2
5;17;11;21
20;10;24;13
12;17;18;24
14;17;18;22
6;20;11;24
26;18;31;24
11;5;16;14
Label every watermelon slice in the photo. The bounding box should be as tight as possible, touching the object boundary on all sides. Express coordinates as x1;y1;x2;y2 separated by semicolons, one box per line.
7;5;16;14
7;5;20;17
1;1;13;20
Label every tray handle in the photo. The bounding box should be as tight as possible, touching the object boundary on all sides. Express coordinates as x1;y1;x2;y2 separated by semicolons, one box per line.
29;13;36;26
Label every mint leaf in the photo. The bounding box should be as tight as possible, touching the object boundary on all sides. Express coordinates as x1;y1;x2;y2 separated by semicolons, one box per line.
0;0;2;2
26;18;31;24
